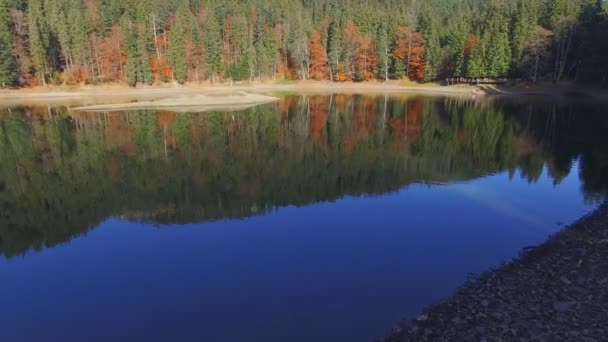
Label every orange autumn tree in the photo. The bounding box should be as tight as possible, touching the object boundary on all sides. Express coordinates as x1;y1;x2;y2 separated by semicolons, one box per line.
392;26;426;81
149;16;172;82
98;25;126;82
464;33;477;55
334;64;349;81
151;57;172;81
341;20;359;80
309;31;329;80
355;35;378;81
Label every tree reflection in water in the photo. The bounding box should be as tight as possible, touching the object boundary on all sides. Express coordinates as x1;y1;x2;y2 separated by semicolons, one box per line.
0;94;607;257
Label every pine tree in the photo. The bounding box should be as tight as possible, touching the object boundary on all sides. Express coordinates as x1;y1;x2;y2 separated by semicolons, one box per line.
203;11;222;80
446;20;469;77
376;24;390;81
466;38;485;77
327;19;343;81
0;0;17;87
167;3;190;83
255;26;279;78
288;12;310;80
28;0;50;86
122;18;152;86
136;23;154;84
511;0;541;70
482;6;512;78
421;16;441;82
0;0;606;86
123;19;139;86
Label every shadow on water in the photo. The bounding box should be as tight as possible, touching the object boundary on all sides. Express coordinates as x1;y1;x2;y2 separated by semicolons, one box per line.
0;94;607;258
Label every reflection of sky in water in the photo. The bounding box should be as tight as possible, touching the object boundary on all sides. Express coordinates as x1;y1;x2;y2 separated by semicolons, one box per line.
0;161;596;342
448;160;594;235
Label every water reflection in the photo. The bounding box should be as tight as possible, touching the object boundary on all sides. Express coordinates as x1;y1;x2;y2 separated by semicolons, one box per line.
0;95;607;257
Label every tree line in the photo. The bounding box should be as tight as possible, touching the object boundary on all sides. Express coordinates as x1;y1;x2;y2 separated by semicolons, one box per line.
0;0;607;87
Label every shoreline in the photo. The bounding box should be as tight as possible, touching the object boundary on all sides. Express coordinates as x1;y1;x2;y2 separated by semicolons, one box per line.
1;81;606;103
383;203;608;341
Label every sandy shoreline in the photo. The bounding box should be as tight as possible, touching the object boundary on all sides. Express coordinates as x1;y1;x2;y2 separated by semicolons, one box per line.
1;81;606;105
383;203;608;342
73;92;279;112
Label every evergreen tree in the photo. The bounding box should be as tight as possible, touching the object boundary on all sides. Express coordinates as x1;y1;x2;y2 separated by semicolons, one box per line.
203;10;222;80
0;0;606;86
122;18;153;86
466;38;485;77
327;19;343;80
482;6;512;77
421;15;441;81
123;19;139;86
136;23;154;84
255;26;279;78
0;0;17;87
167;2;189;83
446;20;470;77
376;24;390;81
27;0;49;85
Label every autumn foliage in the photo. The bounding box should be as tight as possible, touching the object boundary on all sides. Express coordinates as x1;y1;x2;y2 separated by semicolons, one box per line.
98;25;126;82
151;57;172;82
309;31;329;80
392;27;426;81
355;35;378;81
464;33;478;55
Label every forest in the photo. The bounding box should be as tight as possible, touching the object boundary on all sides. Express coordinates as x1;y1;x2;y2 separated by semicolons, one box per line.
0;0;607;87
1;95;608;256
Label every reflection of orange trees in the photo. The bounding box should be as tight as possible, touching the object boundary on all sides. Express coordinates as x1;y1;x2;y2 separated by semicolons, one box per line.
457;128;467;144
388;98;424;147
334;94;349;112
108;112;135;156
309;95;329;143
69;111;136;156
389;116;406;149
278;96;297;146
5;98;608;258
279;94;298;115
343;97;377;152
406;99;423;143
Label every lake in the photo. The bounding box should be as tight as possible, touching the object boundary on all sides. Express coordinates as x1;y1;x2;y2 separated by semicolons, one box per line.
1;94;607;342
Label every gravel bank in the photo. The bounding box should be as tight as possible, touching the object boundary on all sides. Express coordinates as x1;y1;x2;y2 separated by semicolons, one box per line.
384;204;608;342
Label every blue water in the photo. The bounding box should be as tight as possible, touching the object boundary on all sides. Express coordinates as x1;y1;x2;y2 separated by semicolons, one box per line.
0;164;595;342
2;95;607;341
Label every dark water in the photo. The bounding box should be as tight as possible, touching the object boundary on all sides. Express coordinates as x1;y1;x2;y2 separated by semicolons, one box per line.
0;94;607;342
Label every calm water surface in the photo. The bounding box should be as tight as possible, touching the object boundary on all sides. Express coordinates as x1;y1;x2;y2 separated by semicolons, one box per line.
1;94;607;341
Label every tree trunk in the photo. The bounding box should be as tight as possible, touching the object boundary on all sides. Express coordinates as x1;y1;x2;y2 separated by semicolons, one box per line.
533;52;539;83
406;0;416;78
385;47;389;82
152;15;161;59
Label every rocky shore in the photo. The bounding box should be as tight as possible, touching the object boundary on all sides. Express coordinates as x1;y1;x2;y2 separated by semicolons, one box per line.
384;203;608;342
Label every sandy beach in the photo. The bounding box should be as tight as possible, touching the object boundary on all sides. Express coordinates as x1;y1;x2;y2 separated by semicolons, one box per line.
1;81;606;108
